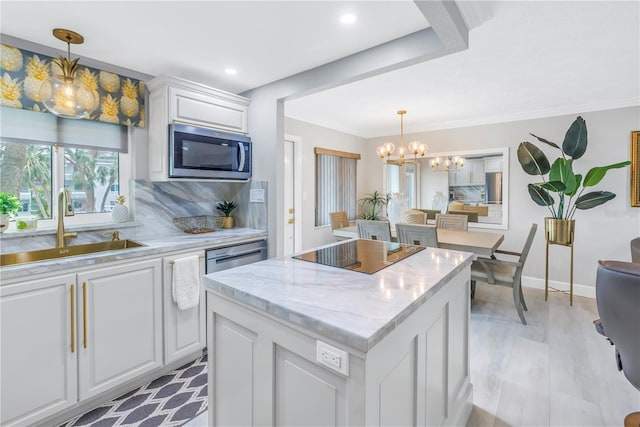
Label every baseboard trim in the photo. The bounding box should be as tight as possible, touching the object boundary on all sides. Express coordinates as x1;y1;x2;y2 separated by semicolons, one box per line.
521;276;595;299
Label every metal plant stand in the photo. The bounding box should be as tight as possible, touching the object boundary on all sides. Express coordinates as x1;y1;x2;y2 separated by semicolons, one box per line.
545;232;574;306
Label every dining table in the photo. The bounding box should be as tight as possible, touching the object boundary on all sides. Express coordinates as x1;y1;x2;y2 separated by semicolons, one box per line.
332;225;504;257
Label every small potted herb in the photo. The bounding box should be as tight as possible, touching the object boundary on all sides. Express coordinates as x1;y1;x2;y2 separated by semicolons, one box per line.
0;192;21;233
216;200;238;229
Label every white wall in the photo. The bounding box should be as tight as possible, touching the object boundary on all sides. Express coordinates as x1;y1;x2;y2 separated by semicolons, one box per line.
285;118;369;250
363;106;640;295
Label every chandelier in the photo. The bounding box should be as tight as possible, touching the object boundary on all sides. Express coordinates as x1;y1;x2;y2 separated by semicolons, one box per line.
39;28;98;119
430;156;465;172
376;110;427;165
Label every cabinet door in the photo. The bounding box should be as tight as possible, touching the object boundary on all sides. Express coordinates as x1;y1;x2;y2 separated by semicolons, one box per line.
163;251;206;364
169;87;248;133
484;157;502;172
470;160;485;185
1;274;77;426
455;167;470;186
77;259;162;400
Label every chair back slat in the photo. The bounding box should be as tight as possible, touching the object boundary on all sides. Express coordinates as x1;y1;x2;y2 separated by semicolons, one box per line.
395;223;438;248
519;224;538;264
330;211;349;230
356;220;392;242
435;213;468;230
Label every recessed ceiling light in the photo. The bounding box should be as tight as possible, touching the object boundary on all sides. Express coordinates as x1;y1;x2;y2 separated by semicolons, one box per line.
340;13;356;24
225;68;237;75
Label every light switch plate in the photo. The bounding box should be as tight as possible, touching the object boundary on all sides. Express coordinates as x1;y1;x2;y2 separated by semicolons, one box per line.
250;189;265;203
316;340;349;376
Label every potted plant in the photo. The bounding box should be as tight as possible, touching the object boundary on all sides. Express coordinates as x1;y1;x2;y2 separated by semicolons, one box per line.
216;200;237;229
358;191;389;220
517;116;630;244
0;192;21;233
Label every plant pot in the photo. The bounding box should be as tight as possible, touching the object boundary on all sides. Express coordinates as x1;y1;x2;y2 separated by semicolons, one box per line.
0;214;8;233
112;204;129;223
545;218;575;245
221;216;234;229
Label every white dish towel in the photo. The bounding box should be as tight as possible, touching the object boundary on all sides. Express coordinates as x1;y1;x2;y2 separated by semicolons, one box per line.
172;255;200;310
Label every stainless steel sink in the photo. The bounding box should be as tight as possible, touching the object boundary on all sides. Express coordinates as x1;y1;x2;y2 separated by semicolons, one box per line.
0;240;145;266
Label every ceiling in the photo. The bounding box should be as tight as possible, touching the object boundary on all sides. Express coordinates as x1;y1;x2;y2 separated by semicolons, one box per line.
1;1;638;139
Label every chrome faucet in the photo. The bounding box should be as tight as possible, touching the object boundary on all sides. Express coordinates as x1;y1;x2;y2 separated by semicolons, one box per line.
56;189;77;248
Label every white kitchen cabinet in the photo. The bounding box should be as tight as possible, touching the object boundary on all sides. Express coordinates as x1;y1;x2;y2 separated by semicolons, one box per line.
469;159;485;185
1;259;162;426
163;250;206;364
77;259;163;400
1;274;77;426
147;75;250;181
484;156;503;172
449;160;483;186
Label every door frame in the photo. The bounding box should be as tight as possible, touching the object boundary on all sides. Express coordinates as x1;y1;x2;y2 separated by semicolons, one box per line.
284;134;303;255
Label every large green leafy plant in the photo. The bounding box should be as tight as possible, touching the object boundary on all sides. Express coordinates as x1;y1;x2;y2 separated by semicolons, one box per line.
517;116;630;220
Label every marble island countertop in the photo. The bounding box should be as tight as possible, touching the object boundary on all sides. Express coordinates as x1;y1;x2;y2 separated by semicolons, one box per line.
203;243;473;352
0;228;267;281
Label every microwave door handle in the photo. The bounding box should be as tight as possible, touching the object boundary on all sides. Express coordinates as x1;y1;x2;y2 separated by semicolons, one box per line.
238;142;246;171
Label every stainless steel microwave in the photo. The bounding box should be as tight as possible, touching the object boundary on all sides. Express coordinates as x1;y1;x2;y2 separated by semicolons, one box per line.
169;123;252;180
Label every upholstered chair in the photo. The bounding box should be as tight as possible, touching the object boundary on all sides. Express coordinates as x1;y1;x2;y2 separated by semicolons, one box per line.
395;224;438;248
631;237;640;263
435;213;468;230
594;260;640;427
470;224;538;325
329;211;350;230
356;220;392;242
446;210;479;223
397;209;427;225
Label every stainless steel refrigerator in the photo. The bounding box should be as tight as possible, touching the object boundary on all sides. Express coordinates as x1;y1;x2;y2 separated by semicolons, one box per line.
485;172;502;204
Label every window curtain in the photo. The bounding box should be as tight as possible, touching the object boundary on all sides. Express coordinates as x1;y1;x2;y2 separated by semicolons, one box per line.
315;149;359;227
1;106;127;152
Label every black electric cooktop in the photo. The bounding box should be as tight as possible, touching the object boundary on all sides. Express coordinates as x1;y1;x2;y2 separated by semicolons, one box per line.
293;239;424;274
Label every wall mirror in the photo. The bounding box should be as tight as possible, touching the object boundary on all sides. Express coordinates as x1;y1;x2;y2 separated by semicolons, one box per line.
420;147;509;230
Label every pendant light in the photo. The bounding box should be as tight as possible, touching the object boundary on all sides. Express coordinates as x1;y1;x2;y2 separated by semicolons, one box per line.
40;28;98;119
376;110;427;165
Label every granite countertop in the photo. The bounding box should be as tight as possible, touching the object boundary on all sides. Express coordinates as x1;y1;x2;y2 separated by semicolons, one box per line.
0;228;267;281
203;242;473;353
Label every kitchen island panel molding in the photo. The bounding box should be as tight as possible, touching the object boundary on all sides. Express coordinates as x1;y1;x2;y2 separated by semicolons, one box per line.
205;250;473;426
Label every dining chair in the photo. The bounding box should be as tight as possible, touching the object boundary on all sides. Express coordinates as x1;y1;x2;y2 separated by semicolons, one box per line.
417;209;442;221
329;211;350;230
447;210;479;223
395;223;438;248
435;213;468;230
470;223;538;325
356;219;392;241
631;237;640;263
397;209;427;225
593;260;640;427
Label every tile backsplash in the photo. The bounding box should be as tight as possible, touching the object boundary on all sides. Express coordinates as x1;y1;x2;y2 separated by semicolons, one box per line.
131;179;268;239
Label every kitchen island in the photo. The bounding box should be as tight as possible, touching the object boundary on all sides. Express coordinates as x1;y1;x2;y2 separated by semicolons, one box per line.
203;239;474;426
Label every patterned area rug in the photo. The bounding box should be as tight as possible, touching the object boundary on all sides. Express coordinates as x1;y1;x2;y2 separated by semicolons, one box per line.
61;354;207;427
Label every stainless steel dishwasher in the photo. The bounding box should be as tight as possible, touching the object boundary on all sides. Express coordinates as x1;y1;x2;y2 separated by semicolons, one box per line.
206;239;268;273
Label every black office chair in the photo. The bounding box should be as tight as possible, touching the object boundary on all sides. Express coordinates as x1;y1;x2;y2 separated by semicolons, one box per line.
631;237;640;263
594;260;640;427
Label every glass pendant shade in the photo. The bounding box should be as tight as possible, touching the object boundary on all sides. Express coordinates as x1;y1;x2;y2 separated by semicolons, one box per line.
376;110;427;164
40;75;97;119
40;28;97;119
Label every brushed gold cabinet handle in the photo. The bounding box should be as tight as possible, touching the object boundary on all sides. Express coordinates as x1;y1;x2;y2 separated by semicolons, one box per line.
83;282;87;349
70;284;75;353
288;218;294;224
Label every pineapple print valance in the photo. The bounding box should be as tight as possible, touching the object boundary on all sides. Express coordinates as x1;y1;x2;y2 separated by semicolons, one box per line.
1;43;145;128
